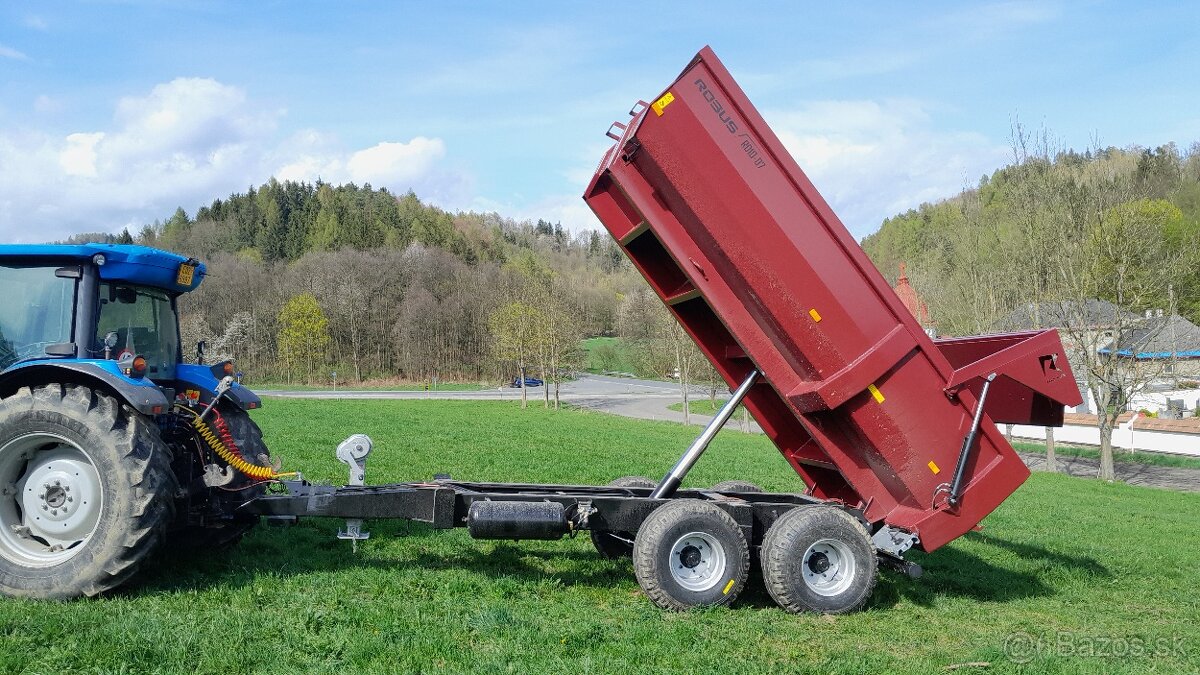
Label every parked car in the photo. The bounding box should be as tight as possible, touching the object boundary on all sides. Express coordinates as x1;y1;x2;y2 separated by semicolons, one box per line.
511;376;544;388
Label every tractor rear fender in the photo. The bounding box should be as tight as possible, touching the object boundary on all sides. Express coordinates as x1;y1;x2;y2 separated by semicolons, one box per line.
0;360;170;416
174;364;262;412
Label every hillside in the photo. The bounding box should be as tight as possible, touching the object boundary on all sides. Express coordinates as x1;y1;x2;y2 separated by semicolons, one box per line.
71;180;649;384
862;141;1200;335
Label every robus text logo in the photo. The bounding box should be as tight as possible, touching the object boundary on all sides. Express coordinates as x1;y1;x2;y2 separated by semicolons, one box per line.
693;78;737;134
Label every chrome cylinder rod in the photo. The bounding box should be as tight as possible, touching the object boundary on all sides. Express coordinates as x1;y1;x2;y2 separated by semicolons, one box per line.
650;369;760;499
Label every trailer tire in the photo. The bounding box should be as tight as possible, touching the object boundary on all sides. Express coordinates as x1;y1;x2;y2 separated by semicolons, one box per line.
709;480;763;493
0;384;176;599
760;506;876;614
590;476;656;559
632;499;749;610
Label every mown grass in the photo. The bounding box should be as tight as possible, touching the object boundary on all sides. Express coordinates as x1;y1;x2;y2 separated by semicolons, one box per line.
668;397;748;417
0;399;1196;673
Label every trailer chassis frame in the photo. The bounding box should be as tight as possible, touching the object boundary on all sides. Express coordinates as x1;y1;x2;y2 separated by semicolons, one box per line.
240;478;922;577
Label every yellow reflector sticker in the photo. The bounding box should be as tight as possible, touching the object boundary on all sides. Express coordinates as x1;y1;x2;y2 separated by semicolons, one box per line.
176;263;195;286
867;383;885;404
722;579;736;595
651;92;676;116
809;308;822;322
928;460;941;475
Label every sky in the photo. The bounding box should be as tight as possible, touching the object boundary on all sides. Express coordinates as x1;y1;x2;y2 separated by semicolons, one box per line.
2;1;1199;244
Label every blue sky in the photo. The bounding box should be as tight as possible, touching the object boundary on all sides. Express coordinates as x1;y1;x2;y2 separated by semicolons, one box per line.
2;1;1198;243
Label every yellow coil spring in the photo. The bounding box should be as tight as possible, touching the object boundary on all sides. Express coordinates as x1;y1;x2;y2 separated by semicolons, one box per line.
191;416;277;481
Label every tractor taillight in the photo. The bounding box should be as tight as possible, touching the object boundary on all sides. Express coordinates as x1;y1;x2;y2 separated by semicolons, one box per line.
223;361;235;376
130;356;147;378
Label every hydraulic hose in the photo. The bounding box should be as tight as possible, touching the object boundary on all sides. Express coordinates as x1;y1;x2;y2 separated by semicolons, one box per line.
177;404;294;481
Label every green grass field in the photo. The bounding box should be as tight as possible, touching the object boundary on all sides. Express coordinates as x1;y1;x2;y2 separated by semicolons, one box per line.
1;399;1196;673
668;397;749;418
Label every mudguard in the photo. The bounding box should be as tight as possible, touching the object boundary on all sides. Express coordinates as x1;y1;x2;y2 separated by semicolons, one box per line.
174;364;262;411
0;360;170;415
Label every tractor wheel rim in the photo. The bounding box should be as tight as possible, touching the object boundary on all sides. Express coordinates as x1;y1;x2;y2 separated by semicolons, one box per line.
669;531;726;592
0;433;103;567
801;538;856;597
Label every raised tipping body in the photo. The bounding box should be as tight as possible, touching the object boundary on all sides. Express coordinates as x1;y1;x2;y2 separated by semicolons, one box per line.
584;47;1081;553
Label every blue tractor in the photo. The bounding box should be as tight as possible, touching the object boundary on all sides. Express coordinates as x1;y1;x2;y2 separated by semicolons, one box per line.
0;244;275;598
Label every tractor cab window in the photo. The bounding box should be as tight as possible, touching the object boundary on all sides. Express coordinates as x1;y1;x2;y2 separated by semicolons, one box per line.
0;266;76;370
96;283;179;381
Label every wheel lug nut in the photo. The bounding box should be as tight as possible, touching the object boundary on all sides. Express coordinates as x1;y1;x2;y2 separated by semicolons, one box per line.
67;497;73;503
37;493;45;499
42;505;48;511
51;509;58;516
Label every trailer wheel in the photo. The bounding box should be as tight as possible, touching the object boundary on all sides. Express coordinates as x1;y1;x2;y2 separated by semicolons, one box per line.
590;476;656;559
709;480;763;493
0;384;176;599
760;506;876;614
632;499;749;610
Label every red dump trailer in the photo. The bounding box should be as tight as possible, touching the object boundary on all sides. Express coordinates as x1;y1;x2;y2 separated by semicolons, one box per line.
244;47;1080;615
584;46;1081;587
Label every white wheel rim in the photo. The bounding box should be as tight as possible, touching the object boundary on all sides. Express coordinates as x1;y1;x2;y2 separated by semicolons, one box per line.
801;537;856;596
0;433;104;567
669;531;726;592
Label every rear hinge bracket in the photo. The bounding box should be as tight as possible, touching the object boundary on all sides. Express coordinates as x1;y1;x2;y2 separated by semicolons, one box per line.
871;526;919;556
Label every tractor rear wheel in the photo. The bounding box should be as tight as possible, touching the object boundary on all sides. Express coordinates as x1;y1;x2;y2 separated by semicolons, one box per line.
0;384;176;599
760;506;877;614
590;476;656;559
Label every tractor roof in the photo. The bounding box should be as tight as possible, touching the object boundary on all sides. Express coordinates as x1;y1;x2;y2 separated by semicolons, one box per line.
0;243;205;293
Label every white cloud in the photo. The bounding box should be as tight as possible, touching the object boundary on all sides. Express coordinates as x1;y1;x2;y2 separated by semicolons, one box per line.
0;44;29;61
0;78;457;242
346;138;445;186
765;99;1008;237
23;15;48;30
59;133;104;177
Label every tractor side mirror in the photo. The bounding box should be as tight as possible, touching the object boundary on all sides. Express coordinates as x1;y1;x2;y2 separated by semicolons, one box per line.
196;340;206;365
103;331;119;360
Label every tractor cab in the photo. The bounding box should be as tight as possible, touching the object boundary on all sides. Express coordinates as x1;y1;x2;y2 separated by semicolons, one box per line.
0;243;200;374
0;243;257;413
